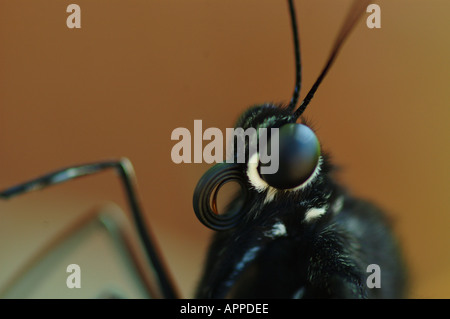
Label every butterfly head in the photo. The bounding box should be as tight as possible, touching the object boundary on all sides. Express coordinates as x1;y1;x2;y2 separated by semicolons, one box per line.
193;102;330;232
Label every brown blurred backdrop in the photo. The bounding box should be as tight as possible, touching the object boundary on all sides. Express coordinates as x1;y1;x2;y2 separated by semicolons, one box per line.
0;0;449;298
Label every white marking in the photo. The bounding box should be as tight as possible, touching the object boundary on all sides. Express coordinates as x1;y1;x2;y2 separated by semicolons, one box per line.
234;246;260;273
246;154;323;204
332;196;344;213
264;221;287;238
265;187;277;203
224;246;261;289
304;205;328;222
246;153;268;192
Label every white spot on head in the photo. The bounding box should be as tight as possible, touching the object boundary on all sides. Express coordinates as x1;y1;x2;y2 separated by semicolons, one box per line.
246;153;267;192
304;205;328;222
264;221;287;239
265;188;277;203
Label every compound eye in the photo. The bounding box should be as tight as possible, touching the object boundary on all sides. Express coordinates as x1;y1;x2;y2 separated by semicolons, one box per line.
259;123;320;189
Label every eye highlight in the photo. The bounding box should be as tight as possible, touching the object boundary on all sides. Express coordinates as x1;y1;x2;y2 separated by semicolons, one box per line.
259;123;320;190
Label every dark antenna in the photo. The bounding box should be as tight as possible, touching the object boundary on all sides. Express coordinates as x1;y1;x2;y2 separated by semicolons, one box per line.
292;0;371;119
287;0;302;112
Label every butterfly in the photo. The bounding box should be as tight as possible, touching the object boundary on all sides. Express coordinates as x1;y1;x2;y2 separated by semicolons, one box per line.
193;0;407;298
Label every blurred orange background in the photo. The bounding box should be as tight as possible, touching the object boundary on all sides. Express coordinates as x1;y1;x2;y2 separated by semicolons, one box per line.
0;0;449;298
